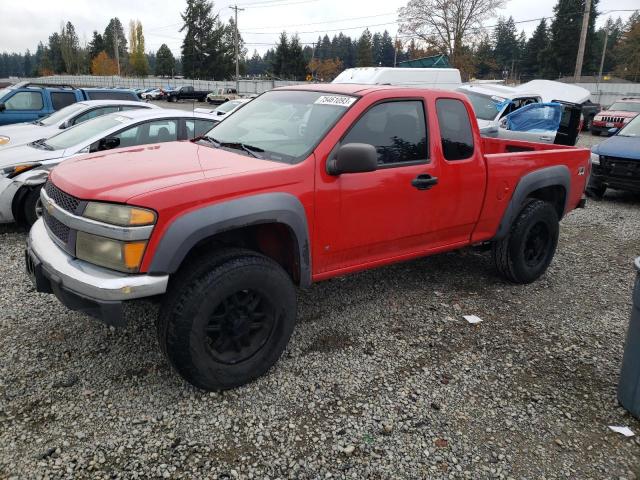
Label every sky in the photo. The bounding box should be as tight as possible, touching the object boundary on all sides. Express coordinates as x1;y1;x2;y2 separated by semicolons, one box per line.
0;0;637;56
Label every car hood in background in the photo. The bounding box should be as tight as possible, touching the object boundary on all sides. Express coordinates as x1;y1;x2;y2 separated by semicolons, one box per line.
596;110;639;119
0;144;65;169
593;135;640;160
0;123;57;149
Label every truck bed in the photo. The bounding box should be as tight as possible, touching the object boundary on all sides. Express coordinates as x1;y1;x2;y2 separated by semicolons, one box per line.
470;136;590;243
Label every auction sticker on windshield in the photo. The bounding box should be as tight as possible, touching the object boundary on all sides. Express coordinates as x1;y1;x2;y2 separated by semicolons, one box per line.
314;95;357;107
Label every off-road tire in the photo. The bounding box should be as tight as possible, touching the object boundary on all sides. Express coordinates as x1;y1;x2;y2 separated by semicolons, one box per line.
586;181;606;199
21;185;44;228
157;249;297;390
492;199;559;284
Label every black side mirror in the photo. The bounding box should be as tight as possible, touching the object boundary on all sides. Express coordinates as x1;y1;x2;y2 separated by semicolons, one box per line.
60;120;72;129
0;103;5;112
98;136;120;151
327;143;378;175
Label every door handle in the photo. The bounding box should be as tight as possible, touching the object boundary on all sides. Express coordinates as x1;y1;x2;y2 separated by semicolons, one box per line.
411;174;438;190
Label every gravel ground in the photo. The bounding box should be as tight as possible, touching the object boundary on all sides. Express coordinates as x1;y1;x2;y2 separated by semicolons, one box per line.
1;134;640;479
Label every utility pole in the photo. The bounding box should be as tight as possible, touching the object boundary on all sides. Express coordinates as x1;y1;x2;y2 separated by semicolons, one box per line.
574;0;591;82
393;35;398;67
598;21;609;83
231;5;244;93
113;22;121;77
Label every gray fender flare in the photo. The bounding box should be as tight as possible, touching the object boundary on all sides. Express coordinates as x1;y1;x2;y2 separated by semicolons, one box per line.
495;165;570;240
148;193;311;287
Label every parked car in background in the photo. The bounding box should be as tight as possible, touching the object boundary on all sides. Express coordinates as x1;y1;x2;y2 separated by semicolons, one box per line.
25;84;590;390
0;82;141;126
580;99;601;131
194;98;251;122
0;109;218;226
166;86;209;103
206;87;240;104
0;100;157;149
136;88;155;99
591;98;640;136
587;112;640;198
141;89;163;100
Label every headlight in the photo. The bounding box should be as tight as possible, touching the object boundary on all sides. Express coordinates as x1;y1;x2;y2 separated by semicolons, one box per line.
0;136;10;145
1;163;41;178
76;231;147;273
83;202;156;226
590;152;600;165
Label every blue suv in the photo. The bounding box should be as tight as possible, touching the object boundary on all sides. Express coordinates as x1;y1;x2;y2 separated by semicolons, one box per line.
0;82;140;126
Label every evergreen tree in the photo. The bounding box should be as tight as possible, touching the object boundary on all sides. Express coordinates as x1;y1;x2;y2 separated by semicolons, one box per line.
129;20;150;76
493;17;519;73
547;0;599;78
288;35;307;80
155;44;176;77
47;33;64;73
613;12;640;81
372;32;383;66
380;31;395;67
103;18;128;73
273;32;289;77
523;19;549;78
88;31;105;61
60;21;80;73
474;33;497;77
356;29;373;67
23;50;32;78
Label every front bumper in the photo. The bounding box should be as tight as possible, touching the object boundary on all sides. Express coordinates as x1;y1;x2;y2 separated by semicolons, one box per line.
591;164;640;193
591;122;623;134
26;219;169;326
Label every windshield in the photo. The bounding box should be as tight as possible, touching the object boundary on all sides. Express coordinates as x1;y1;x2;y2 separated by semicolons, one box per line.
39;102;86;126
619;115;640;137
204;90;356;163
459;90;504;120
43;114;128;150
217;100;243;113
608;102;640;113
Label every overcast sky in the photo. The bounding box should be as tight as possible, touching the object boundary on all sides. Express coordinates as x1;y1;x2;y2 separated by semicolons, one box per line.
0;0;637;56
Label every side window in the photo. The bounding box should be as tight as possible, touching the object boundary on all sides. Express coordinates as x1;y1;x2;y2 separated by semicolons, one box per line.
72;106;119;125
51;92;77;111
147;119;179;143
4;91;44;110
186;119;216;139
87;91;136;101
119;105;145;112
436;98;475;161
342;100;428;166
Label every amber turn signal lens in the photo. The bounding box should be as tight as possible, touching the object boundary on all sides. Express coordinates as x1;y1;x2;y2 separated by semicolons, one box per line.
129;208;157;226
123;242;147;270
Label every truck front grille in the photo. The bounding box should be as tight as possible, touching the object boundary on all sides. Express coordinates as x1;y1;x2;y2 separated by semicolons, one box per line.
600;157;640;178
44;181;80;214
43;210;70;243
600;116;625;124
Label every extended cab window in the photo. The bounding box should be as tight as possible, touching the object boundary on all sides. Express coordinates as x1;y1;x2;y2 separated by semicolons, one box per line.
114;119;179;147
436;98;474;161
51;92;77;111
343;100;428;165
5;91;43;110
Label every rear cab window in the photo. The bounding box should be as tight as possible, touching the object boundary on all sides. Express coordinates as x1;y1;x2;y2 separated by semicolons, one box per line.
51;92;77;111
436;98;475;161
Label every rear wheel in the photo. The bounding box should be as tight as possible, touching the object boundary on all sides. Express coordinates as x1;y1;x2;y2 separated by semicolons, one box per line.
492;199;559;284
157;250;297;390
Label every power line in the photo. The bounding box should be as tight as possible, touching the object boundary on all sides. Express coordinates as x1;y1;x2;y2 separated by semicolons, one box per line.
242;11;397;30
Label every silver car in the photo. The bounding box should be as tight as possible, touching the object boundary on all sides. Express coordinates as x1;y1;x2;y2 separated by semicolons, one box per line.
0;100;157;149
0;109;218;226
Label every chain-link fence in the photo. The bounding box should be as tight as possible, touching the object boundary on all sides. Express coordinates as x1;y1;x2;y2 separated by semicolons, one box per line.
1;75;306;95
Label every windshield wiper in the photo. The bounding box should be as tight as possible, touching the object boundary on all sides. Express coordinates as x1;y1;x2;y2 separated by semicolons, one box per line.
199;135;222;147
219;141;264;159
31;138;53;151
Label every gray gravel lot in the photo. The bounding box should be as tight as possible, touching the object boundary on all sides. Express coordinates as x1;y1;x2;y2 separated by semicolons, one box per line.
1;133;640;479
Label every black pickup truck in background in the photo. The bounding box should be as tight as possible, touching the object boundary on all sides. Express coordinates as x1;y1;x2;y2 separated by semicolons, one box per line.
165;86;209;103
581;100;601;131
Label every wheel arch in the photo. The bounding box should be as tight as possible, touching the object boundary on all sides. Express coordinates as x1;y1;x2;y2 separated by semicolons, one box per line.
494;165;570;240
147;193;311;287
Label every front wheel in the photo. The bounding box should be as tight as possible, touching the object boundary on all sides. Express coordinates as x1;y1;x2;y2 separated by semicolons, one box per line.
492;199;559;284
586;180;606;199
21;184;44;228
157;251;297;390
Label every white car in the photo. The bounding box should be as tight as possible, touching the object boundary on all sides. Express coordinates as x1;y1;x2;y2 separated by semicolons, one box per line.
458;80;590;143
0;109;218;226
0;100;156;150
194;98;251;122
141;89;164;100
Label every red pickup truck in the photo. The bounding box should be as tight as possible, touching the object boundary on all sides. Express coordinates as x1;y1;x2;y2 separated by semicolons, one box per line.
26;84;590;390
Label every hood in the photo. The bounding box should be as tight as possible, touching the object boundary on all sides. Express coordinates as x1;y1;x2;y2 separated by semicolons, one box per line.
0;123;57;149
0;143;64;169
593;135;640;160
515;80;591;104
596;110;639;118
49;141;290;203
